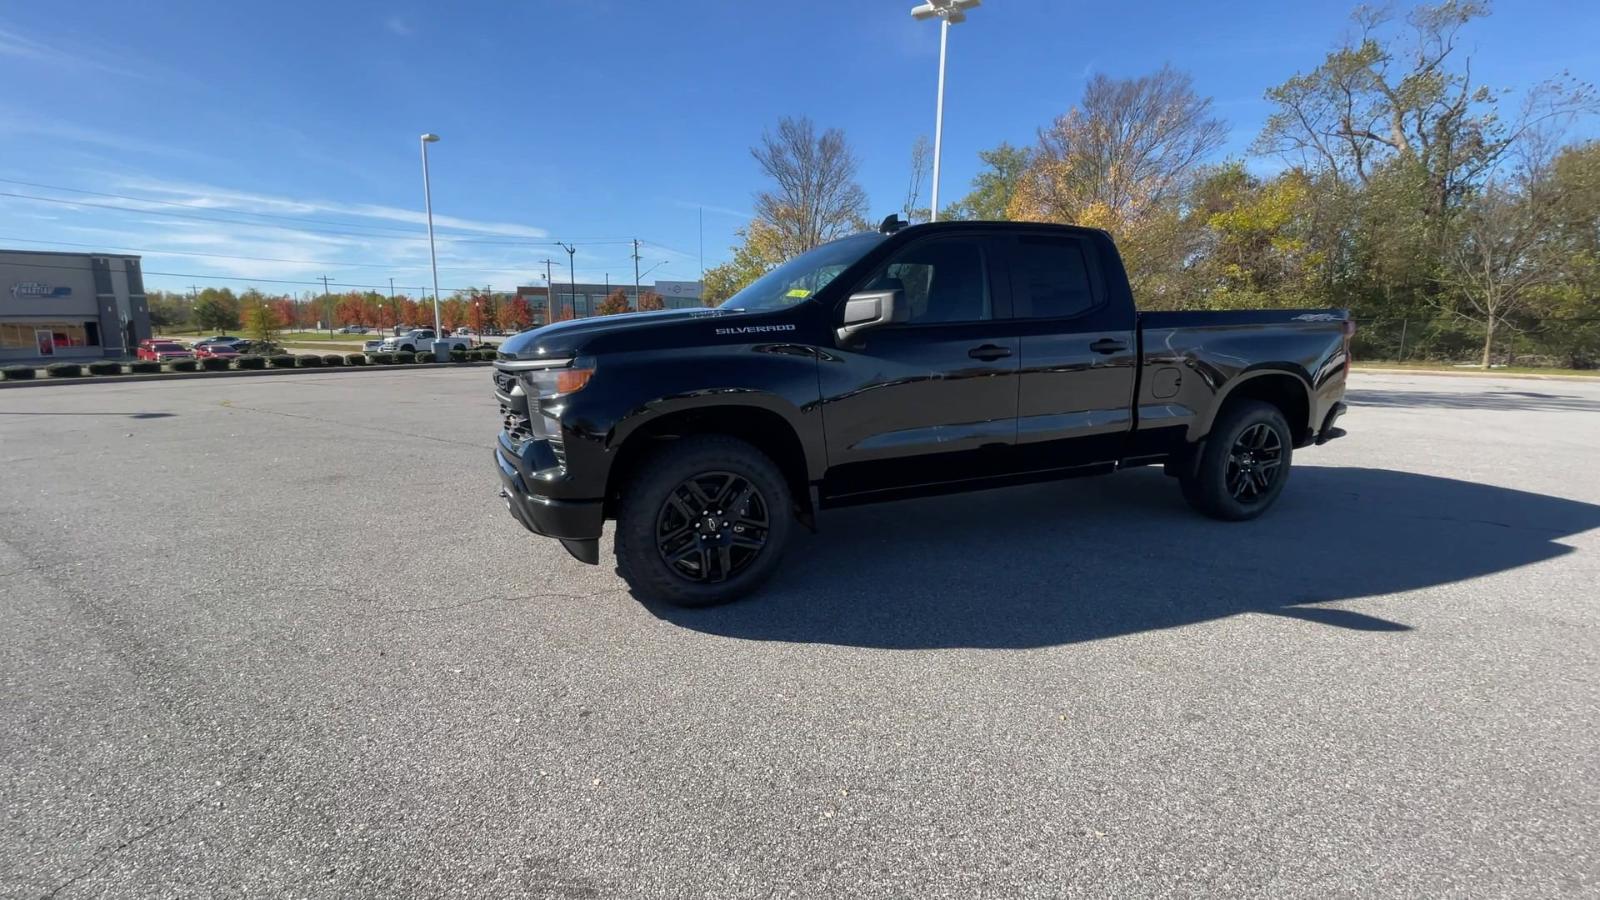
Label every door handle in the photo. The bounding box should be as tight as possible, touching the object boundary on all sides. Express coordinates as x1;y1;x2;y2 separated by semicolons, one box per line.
1089;338;1127;355
968;344;1012;361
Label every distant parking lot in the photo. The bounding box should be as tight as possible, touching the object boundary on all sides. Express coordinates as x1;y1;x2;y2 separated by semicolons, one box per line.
3;369;1598;897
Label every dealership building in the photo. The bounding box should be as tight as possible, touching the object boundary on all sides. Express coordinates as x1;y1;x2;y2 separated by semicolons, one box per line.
514;279;705;325
1;249;151;364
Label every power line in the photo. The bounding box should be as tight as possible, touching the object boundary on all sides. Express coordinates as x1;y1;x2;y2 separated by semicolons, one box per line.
0;234;539;273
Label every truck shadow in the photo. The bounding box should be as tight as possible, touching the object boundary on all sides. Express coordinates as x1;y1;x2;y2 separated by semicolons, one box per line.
641;466;1600;650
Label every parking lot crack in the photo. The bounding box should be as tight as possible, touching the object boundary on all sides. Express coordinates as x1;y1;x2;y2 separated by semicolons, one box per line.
40;753;266;899
366;589;622;616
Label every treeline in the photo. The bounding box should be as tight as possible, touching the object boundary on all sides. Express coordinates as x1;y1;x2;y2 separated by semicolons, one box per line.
148;286;537;335
706;2;1600;368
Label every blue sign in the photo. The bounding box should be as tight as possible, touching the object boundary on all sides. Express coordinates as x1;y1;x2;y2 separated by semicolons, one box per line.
10;281;72;299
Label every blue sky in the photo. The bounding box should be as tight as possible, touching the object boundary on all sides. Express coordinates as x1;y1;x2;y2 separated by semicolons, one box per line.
2;0;1597;297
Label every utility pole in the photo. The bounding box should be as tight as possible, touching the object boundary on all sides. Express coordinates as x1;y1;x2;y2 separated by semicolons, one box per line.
632;238;642;310
319;275;333;334
539;258;560;322
699;207;704;282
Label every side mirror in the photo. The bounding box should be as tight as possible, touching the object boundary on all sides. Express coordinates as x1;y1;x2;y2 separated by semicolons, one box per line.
836;289;907;343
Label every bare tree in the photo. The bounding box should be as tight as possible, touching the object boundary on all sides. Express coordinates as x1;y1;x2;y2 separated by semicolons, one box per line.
751;117;870;258
1015;66;1227;226
1255;1;1596;214
1436;177;1554;367
903;135;931;223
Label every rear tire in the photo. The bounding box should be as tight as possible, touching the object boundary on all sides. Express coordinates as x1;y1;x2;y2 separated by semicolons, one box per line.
1180;399;1293;521
615;435;793;608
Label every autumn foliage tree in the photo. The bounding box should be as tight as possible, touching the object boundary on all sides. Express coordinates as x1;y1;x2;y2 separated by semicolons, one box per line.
504;296;533;330
637;291;666;311
596;289;631;315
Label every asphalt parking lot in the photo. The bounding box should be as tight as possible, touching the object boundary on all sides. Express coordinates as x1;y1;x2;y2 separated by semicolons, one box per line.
3;368;1598;898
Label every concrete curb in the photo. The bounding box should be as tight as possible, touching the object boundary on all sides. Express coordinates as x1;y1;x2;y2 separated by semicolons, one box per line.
0;361;494;390
1353;366;1599;382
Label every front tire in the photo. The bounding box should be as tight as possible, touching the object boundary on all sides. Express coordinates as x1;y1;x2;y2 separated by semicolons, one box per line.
615;435;793;607
1180;399;1293;521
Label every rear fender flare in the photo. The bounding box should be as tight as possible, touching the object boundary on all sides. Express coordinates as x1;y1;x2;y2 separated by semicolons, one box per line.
1185;366;1315;442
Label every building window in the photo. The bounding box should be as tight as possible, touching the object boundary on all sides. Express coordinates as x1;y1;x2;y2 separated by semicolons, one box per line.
0;322;100;349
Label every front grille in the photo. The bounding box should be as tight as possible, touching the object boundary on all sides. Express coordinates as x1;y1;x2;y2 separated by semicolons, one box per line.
494;368;534;449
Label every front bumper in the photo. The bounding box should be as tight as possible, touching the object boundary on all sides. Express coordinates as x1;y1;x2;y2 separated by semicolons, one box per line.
494;432;604;564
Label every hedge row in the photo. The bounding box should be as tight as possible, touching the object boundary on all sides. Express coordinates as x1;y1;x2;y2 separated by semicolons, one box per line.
1;350;498;381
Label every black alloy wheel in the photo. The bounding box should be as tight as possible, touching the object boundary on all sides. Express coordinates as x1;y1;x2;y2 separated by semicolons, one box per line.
655;471;770;583
1226;422;1284;504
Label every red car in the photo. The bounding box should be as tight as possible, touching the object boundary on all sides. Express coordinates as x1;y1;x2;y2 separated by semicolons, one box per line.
194;343;242;360
136;339;194;362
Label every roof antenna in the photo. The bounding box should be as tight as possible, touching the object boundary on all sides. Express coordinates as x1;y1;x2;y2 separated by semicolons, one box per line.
878;214;908;235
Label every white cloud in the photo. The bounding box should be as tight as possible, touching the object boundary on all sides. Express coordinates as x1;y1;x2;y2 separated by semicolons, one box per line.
111;175;549;238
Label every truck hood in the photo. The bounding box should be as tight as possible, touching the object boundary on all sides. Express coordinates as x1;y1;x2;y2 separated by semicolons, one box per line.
496;307;745;360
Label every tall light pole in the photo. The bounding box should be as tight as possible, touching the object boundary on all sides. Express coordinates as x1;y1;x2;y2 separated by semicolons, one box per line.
419;133;444;355
556;242;577;318
911;0;979;223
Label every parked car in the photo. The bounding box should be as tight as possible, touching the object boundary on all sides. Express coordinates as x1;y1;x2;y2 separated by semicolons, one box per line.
338;325;370;334
193;336;247;354
363;339;384;352
136;339;195;362
490;218;1353;607
378;328;471;354
195;343;243;360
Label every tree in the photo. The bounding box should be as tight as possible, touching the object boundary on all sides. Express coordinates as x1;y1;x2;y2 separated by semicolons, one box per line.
702;219;791;304
244;297;282;344
147;291;191;330
334;291;366;326
637;291;666;311
948;143;1031;221
1436;175;1557;367
903;135;932;223
441;297;467;330
1013;66;1226;227
1255;2;1595;219
596;288;631;316
193;289;240;333
1010;66;1226;300
551;305;575;323
751;116;870;257
504;296;533;330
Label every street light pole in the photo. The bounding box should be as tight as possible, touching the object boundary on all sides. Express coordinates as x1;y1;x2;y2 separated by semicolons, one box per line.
419;133;444;356
911;0;979;223
556;242;577;319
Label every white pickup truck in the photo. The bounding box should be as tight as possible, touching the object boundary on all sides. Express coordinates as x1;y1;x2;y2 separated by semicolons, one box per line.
378;328;473;354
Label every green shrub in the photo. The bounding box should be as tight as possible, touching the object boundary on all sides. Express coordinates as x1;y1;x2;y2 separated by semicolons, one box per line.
296;354;322;367
344;353;368;366
321;354;345;367
269;355;297;368
449;349;469;363
168;359;199;372
128;361;161;374
46;362;84;377
370;352;396;364
2;365;37;380
478;349;499;361
236;355;267;370
87;360;122;376
393;351;416;364
200;357;231;371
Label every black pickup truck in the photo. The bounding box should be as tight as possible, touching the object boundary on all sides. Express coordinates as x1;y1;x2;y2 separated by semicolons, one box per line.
493;220;1351;606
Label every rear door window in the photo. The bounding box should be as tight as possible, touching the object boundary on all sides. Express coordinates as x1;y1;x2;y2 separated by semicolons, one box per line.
1008;235;1098;320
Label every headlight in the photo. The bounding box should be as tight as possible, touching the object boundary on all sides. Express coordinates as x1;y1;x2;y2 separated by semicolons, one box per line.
525;366;594;398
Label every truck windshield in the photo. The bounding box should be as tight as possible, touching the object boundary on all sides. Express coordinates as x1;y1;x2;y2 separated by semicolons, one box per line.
719;232;883;311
